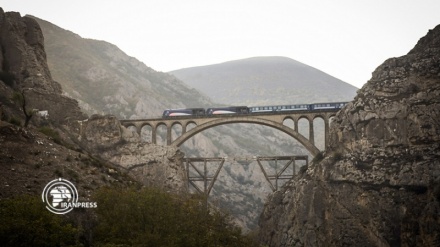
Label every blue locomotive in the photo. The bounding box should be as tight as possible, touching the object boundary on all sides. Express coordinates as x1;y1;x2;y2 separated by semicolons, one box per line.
206;106;250;115
162;108;205;117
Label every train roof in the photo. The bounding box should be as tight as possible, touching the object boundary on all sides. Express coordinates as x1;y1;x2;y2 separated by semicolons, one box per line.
164;108;205;111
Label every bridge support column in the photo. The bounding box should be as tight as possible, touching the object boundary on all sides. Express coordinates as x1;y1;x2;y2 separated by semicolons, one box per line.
185;158;225;196
309;119;314;145
324;118;330;149
184;156;309;196
167;126;172;145
256;156;307;191
135;124;142;136
152;127;157;144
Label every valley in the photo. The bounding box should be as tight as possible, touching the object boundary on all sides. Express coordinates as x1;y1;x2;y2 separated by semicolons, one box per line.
1;7;439;246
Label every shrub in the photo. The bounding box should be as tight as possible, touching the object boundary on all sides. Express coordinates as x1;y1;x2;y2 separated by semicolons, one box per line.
54;168;63;177
312;151;324;163
93;187;254;246
299;164;308;174
332;151;344;162
8;117;21;126
38;126;62;144
0;195;79;246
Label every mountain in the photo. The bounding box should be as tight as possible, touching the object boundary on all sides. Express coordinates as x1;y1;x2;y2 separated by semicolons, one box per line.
259;25;440;246
170;56;358;105
0;8;135;214
29;16;355;232
32;16;212;119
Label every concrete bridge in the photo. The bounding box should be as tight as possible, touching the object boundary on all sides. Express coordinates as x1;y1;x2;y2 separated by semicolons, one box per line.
120;109;339;157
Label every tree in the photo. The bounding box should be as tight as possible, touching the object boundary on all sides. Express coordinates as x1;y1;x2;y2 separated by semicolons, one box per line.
0;195;80;246
92;187;255;246
12;90;34;127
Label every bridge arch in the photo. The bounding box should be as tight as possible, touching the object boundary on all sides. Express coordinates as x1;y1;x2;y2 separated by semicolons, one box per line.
172;117;320;156
282;117;296;130
140;124;153;143
171;122;183;142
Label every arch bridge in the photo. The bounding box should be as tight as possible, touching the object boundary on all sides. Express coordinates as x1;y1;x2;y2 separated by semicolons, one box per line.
120;109;339;156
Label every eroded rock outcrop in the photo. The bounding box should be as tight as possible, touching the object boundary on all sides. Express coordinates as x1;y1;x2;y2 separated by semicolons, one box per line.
79;115;187;193
0;8;187;194
0;8;86;127
259;25;440;246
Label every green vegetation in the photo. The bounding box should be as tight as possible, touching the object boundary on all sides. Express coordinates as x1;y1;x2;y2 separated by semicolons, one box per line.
0;188;257;246
12;90;34;127
0;195;80;247
312;151;324;163
7;116;21;126
331;151;344;163
93;187;255;246
38;126;62;144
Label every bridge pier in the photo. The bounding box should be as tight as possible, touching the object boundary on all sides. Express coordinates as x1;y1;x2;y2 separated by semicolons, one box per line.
185;157;225;196
167;126;172;145
309;119;314;145
151;127;157;144
324;118;330;149
184;156;308;196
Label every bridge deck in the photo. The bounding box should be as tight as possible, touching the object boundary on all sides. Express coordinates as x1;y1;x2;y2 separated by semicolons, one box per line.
119;108;341;156
120;108;340;123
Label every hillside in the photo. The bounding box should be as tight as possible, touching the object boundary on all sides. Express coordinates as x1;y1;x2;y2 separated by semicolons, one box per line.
259;25;440;246
29;16;356;232
32;16;212;119
170;56;358;105
0;10;254;246
0;8;135;213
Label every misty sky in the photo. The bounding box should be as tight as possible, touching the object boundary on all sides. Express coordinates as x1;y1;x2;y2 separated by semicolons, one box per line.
2;0;440;88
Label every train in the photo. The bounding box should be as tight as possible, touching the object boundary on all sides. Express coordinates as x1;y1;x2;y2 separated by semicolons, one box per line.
162;102;348;118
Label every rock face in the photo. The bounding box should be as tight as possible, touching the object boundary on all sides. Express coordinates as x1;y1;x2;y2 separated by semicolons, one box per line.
0;9;86;126
0;9;187;194
259;25;440;246
79;115;187;193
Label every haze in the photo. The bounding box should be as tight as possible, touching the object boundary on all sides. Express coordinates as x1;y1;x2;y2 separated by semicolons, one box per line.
2;0;440;88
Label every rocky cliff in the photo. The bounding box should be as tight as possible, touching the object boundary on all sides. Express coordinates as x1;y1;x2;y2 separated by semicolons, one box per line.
78;115;187;193
0;9;86;127
0;9;187;196
30;14;321;231
259;25;440;246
